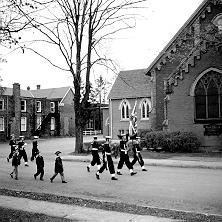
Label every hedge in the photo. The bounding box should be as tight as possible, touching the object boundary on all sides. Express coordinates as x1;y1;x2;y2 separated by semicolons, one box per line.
139;130;201;153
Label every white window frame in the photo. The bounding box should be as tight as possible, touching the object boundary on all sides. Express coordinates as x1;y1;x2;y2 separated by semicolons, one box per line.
0;99;4;110
21;100;27;112
36;101;41;112
51;117;55;131
21;117;27;131
140;98;152;120
36;116;42;129
0;117;4;131
50;102;55;113
120;100;131;121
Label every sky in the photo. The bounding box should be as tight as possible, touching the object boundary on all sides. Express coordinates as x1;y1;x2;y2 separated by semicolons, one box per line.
0;0;204;90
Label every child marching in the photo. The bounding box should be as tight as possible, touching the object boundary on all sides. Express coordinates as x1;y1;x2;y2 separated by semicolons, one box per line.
34;151;44;181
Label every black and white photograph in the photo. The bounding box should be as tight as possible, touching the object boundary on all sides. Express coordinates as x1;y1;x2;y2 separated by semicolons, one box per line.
0;0;222;221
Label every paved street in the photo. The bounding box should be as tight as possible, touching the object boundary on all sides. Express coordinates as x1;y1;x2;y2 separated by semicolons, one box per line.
0;137;222;221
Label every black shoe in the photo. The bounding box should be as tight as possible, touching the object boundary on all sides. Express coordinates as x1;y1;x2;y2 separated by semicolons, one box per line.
10;173;13;178
142;169;147;171
117;172;122;175
15;177;18;180
34;174;36;180
40;178;44;181
87;166;90;172
50;178;53;183
96;173;100;180
62;181;67;183
111;177;118;180
131;172;137;176
25;164;29;167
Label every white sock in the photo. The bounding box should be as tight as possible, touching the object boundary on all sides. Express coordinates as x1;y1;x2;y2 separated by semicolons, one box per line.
97;165;101;170
142;166;145;169
130;169;133;173
111;174;115;177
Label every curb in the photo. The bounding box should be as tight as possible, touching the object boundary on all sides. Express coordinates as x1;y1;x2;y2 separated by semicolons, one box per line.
62;156;222;170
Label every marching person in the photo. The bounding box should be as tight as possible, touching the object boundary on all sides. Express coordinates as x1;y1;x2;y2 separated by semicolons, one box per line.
116;134;137;176
31;136;39;161
10;148;20;180
87;136;101;173
34;150;44;181
96;136;118;180
17;136;29;166
50;151;67;183
131;137;147;171
7;134;17;162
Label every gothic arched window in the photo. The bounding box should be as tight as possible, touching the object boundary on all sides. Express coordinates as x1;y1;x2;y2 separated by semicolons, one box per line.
140;99;151;119
120;100;130;120
194;71;222;120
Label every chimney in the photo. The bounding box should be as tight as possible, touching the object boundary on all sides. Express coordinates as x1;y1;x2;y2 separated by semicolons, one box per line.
37;85;41;90
27;86;30;90
12;83;21;138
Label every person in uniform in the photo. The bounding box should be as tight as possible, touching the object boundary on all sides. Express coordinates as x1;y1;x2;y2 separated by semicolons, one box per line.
50;151;67;183
7;134;17;162
31;136;39;161
116;134;137;176
87;136;101;172
96;136;118;180
131;137;147;171
17;136;29;166
10;148;20;180
34;150;44;181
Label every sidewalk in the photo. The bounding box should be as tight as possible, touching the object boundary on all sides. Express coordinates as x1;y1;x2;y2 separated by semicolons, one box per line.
0;195;181;222
63;154;222;169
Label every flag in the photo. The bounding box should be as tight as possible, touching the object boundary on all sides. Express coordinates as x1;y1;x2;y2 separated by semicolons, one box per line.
129;100;137;139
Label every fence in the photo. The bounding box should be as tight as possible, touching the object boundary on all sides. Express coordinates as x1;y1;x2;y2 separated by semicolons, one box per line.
83;130;102;136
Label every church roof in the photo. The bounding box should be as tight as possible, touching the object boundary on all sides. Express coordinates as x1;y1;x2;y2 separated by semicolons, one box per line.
108;69;151;100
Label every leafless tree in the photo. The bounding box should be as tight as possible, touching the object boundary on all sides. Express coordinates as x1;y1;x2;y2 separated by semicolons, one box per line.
11;0;147;152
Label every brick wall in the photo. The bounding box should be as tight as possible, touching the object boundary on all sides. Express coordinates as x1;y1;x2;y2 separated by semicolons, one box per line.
110;98;153;139
167;48;222;148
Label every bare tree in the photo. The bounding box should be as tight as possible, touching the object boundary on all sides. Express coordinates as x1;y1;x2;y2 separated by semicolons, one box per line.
12;0;147;153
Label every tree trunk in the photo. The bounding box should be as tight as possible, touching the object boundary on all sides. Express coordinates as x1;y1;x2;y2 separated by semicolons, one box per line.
75;122;83;153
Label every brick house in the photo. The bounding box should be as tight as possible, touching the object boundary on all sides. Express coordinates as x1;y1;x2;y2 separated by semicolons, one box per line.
0;83;75;141
108;69;153;139
108;0;222;150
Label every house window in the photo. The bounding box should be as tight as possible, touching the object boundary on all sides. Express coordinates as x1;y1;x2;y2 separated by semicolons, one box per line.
36;116;42;129
87;119;93;129
0;117;4;131
121;100;130;120
36;101;41;112
195;71;222;120
51;117;55;130
141;99;151;119
21;100;26;112
21;117;27;131
0;99;4;110
213;14;222;34
50;102;55;113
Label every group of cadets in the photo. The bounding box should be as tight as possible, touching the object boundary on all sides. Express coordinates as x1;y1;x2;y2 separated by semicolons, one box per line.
7;134;67;183
88;134;147;180
7;133;146;182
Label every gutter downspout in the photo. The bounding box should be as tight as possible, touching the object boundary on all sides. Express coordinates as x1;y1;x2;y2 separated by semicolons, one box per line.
109;99;112;138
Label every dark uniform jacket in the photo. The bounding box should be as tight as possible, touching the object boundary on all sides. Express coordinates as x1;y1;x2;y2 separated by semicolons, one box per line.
91;141;99;149
9;139;17;148
36;155;44;169
12;152;20;166
18;141;25;150
54;156;63;173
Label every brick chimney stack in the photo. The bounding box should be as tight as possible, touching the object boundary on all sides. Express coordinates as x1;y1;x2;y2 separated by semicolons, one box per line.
13;83;21;138
37;85;41;90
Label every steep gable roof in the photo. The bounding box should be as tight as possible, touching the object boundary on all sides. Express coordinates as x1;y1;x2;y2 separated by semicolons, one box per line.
30;86;72;99
146;0;210;75
108;69;151;100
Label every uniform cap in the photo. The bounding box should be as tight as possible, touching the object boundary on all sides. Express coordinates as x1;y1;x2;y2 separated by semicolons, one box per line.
136;137;141;139
105;136;111;139
55;151;61;155
33;136;39;139
19;136;24;139
93;136;97;139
